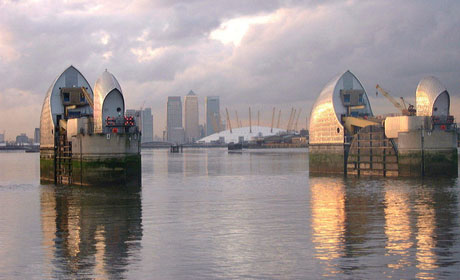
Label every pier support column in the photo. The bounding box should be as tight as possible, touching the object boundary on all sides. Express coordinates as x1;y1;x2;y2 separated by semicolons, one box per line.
398;130;457;177
309;144;347;174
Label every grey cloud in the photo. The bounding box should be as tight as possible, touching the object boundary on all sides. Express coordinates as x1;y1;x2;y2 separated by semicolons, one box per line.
1;0;460;138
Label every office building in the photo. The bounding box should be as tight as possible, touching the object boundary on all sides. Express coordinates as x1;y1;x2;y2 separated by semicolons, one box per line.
205;96;220;136
126;108;154;144
34;128;40;144
141;108;154;143
16;133;29;145
184;90;199;143
167;96;184;144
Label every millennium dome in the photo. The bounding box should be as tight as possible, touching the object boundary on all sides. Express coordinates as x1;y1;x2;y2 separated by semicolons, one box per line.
199;126;286;143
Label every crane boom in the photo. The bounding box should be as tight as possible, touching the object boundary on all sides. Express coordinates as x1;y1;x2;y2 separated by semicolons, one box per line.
376;84;404;112
376;84;416;116
81;87;94;109
400;97;407;110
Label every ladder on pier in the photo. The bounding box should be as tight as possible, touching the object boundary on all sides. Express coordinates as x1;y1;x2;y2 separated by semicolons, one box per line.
56;133;72;184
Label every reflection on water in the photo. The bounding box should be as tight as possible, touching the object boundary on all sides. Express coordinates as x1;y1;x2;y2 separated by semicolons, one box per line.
311;176;460;279
414;181;459;280
148;148;308;178
384;183;412;271
415;193;437;280
1;150;460;279
311;177;345;276
40;185;142;279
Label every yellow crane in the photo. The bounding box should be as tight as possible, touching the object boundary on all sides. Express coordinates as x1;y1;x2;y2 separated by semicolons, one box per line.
270;107;275;133
276;109;281;128
81;87;94;109
226;108;232;133
210;113;219;133
375;84;415;116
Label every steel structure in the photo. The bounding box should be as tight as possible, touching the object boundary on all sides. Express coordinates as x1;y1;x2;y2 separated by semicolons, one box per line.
309;70;373;144
416;76;450;117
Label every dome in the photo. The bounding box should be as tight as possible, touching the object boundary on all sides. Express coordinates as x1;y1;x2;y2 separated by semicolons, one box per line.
309;70;372;145
40;66;93;148
93;70;125;133
199;126;286;143
416;76;449;117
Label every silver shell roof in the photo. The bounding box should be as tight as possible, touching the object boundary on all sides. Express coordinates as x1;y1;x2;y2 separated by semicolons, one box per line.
93;70;124;133
309;70;372;145
416;76;448;116
40;66;93;148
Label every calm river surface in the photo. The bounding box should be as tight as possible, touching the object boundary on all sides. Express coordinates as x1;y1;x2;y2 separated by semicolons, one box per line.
1;148;460;279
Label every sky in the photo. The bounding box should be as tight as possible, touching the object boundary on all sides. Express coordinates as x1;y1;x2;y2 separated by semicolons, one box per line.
0;0;460;140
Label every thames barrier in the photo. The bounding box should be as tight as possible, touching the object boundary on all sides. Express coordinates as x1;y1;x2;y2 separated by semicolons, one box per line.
39;66;141;186
309;70;457;177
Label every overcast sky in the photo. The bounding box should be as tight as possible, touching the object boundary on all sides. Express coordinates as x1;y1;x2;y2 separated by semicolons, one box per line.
1;0;459;139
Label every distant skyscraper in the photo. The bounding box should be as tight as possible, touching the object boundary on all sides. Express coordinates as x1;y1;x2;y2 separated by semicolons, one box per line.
0;132;4;143
126;108;154;144
141;108;154;143
16;133;29;145
167;96;184;144
184;90;199;143
34;128;40;144
205;96;220;136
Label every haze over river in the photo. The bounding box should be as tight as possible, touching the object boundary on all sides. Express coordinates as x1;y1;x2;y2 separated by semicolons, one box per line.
1;148;460;279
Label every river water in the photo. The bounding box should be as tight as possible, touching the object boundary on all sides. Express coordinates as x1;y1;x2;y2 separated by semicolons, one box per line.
0;148;460;279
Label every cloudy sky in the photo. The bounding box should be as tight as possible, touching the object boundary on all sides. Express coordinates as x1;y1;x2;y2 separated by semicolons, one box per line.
0;0;459;139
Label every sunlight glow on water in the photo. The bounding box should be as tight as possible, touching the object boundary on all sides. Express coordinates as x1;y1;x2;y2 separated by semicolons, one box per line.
0;149;460;279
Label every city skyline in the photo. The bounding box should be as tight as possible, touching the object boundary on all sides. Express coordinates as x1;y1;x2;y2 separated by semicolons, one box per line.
126;108;154;143
166;96;184;144
205;96;221;136
1;1;460;139
184;90;200;142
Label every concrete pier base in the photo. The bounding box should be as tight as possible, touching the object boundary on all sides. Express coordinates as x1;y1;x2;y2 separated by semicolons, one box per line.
40;148;55;184
397;130;457;177
309;126;458;177
40;133;141;187
309;144;347;174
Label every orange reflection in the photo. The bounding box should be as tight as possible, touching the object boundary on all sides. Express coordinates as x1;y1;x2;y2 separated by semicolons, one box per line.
384;186;412;270
415;193;438;280
41;188;57;277
311;178;345;275
94;225;107;278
